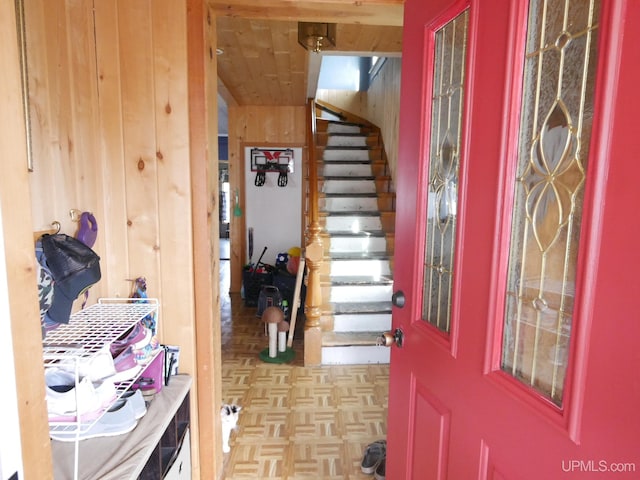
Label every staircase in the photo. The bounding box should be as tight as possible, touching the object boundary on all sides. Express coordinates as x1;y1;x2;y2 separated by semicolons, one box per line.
312;105;395;365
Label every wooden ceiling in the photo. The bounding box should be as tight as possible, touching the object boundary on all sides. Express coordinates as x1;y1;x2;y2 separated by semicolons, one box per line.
211;0;404;107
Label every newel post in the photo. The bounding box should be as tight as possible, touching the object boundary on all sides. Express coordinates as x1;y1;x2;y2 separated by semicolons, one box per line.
304;99;323;366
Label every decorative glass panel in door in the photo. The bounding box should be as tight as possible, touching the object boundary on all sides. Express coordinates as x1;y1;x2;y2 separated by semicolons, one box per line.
502;0;601;406
423;10;468;333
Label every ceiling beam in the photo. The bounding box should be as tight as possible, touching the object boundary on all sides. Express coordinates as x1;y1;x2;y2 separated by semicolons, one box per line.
208;0;404;26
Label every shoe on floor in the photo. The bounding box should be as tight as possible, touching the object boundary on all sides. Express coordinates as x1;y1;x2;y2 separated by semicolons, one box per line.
374;456;386;480
361;440;386;475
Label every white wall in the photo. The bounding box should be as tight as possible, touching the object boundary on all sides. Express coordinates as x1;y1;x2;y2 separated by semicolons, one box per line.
0;204;23;480
244;147;303;266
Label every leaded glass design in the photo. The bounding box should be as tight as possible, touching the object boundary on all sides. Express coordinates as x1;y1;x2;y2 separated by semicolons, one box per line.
422;10;468;333
501;0;600;406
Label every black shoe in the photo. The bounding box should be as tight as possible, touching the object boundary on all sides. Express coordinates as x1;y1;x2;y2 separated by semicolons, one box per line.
374;456;386;480
361;440;386;474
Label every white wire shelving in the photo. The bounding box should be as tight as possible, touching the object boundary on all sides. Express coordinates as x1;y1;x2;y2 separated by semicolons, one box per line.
43;298;161;434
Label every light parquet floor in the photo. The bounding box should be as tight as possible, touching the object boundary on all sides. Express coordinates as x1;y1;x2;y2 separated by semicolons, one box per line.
220;255;389;479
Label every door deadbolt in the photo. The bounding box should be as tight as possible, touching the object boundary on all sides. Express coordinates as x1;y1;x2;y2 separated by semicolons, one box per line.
376;328;404;348
392;290;406;308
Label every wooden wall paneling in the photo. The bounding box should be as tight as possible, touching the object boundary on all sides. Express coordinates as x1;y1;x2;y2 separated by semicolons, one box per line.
366;57;401;183
24;0;55;231
227;105;245;293
94;0;131;299
25;0;110;303
26;0;77;236
209;0;404;26
0;1;52;477
151;0;193;359
154;0;210;477
207;4;224;476
66;0;101;211
16;0;217;477
46;1;76;233
189;1;220;478
117;2;163;299
65;0;107;304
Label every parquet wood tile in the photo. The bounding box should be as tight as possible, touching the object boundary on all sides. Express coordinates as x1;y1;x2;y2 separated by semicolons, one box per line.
220;260;389;479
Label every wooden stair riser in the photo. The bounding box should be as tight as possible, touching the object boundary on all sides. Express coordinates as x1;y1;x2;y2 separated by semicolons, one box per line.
380;212;396;233
386;234;395;254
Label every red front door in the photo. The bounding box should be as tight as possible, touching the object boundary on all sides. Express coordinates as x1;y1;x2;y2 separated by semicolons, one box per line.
387;0;640;478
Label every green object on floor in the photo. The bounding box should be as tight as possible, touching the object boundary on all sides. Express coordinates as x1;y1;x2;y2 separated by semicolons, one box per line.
259;347;295;364
233;189;242;217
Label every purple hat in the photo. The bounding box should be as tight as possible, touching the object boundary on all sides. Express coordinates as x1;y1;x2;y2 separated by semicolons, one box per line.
41;234;101;324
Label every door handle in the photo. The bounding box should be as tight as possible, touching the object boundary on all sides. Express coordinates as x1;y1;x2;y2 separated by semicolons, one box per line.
376;328;404;348
392;290;405;308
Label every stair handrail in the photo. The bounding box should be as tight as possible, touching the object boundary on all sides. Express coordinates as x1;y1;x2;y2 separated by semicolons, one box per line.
303;98;323;366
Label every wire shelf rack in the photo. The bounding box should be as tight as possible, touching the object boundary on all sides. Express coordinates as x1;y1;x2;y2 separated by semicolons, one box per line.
43;298;160;435
42;298;159;364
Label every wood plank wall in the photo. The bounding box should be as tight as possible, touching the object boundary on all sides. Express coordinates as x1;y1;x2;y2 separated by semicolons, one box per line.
18;0;219;477
227;105;307;293
190;0;224;478
0;1;53;477
316;57;402;182
364;57;402;183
